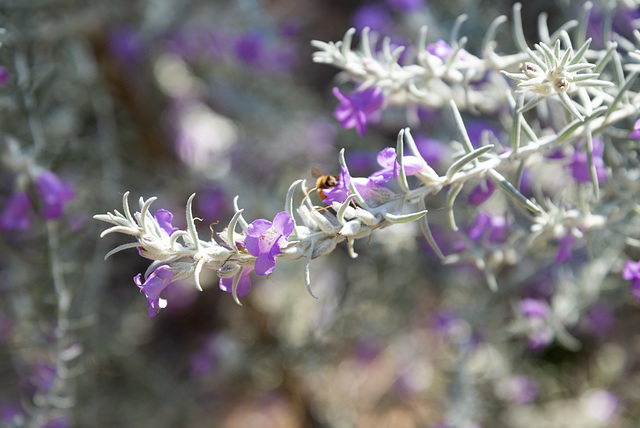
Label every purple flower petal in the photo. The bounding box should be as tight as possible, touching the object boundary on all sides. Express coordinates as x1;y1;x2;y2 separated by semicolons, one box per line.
219;268;252;297
467;179;495;206
154;209;178;236
0;190;32;230
35;170;75;220
134;265;174;318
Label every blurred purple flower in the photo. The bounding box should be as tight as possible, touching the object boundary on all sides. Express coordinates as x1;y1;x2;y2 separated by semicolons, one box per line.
566;137;607;183
501;375;539;404
0;190;32;230
332;86;384;137
426;39;454;62
108;27;143;64
369;147;425;185
586;304;615;337
0;66;9;87
35;170;75;220
414;134;448;171
386;0;424;12
234;31;264;65
41;416;70;428
555;229;578;263
219;267;253;297
154;209;178;236
468;212;508;243
134;265;175;318
0;403;24;426
351;3;392;32
520;298;549;319
30;363;56;393
630;119;640;139
467;179;495;206
197;187;228;221
519;298;553;350
465;120;502;148
245;212;294;276
622;260;640;299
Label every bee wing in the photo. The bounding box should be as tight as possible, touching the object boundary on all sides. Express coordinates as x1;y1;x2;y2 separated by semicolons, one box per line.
311;166;324;179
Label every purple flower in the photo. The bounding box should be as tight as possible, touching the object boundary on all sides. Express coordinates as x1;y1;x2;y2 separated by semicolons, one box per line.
555;229;578;263
622;260;640;299
154;209;178;236
108;27;143;64
566;138;607;183
0;190;32;230
219;267;253;297
0;403;24;426
35;170;75;220
467;179;495;206
0;66;9;88
426;40;455;62
519;298;549;319
414;134;448;171
519;298;553;349
368;147;425;185
332;87;384;137
134;265;175;318
386;0;424;12
234;31;264;65
244;212;294;276
468;212;508;243
322;164;387;205
630;119;640;139
465;120;502;149
351;3;392;32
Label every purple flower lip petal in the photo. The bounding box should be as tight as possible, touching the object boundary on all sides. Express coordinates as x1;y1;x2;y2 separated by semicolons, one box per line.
245;212;294;276
467;179;495;206
134;265;175;318
219;268;253;297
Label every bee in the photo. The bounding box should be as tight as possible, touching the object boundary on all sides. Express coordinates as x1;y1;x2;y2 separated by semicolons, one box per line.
311;166;339;200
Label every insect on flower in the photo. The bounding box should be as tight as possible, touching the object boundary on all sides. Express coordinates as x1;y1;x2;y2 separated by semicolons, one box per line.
310;166;339;200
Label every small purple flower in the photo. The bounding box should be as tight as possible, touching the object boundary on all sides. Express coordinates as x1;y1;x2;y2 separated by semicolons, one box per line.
0;66;9;88
0;403;24;426
519;298;553;349
567;138;607;183
154;209;178;236
351;3;392;32
630;119;640;139
134;265;175;318
244;212;294;276
426;40;455;62
108;27;143;64
497;375;539;405
555;229;578;263
414;134;448;171
519;298;549;319
467;179;495;206
465;120;502;149
332;87;384;137
622;260;640;299
219;267;253;297
322;165;352;205
368;147;425;185
386;0;424;12
322;164;386;204
234;31;264;65
468;212;508;243
35;170;75;220
0;190;32;230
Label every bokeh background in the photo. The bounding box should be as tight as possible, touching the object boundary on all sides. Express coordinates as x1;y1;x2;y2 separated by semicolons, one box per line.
0;0;638;427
